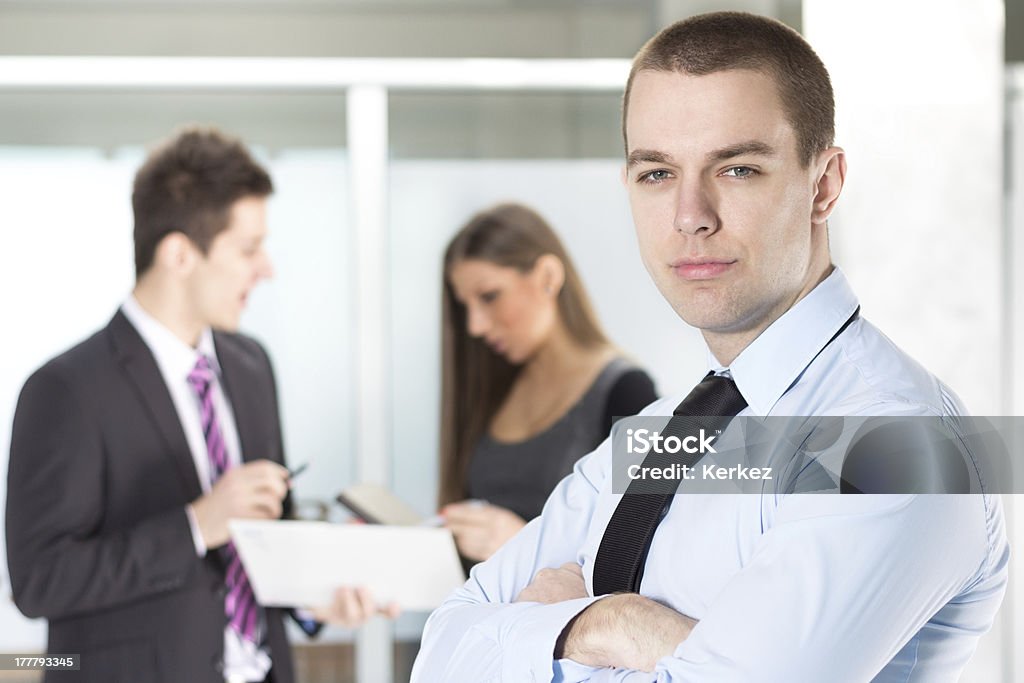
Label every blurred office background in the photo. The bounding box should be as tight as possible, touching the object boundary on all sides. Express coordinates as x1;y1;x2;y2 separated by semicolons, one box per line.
0;0;1020;681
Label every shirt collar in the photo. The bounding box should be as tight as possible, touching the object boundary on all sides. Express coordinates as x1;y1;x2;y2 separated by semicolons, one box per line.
706;267;860;417
121;295;220;381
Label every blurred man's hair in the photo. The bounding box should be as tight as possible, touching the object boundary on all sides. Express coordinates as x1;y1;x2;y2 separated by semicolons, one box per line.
132;127;273;278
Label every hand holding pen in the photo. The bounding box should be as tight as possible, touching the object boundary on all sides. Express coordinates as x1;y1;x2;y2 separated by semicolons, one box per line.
189;459;294;549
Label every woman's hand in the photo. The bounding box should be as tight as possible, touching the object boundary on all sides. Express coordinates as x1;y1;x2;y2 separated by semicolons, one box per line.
309;586;400;628
442;501;527;562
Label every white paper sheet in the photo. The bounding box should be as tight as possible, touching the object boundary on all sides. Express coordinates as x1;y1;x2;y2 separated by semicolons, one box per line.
228;519;465;612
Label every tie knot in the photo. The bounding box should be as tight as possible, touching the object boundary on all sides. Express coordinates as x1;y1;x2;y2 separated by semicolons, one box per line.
187;355;215;393
673;371;748;417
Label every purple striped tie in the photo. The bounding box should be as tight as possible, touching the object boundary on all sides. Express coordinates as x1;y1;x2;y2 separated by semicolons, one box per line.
188;355;261;644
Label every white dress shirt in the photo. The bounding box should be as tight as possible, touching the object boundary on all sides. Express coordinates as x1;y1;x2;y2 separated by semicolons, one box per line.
411;268;1010;682
120;296;272;683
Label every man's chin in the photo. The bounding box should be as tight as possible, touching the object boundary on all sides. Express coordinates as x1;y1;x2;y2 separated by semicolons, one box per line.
672;304;743;334
210;316;242;333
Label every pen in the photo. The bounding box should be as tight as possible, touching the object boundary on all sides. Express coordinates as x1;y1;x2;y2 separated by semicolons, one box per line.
287;461;310;481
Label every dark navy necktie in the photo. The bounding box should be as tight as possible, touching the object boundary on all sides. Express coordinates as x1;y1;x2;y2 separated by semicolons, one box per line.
592;372;748;595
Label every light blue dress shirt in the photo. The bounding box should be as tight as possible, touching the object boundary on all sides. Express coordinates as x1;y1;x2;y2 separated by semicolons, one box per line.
411;268;1010;683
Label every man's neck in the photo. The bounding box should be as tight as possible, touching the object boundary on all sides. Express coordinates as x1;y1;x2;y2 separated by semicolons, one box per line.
132;279;203;349
704;263;834;367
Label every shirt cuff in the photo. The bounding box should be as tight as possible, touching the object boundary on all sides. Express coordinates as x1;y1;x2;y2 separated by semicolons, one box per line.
553;657;605;683
498;596;604;681
184;504;208;558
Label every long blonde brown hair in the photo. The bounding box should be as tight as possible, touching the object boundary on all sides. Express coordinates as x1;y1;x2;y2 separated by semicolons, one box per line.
439;203;609;506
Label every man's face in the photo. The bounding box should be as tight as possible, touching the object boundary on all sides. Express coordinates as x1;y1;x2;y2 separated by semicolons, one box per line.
186;195;273;331
624;68;828;338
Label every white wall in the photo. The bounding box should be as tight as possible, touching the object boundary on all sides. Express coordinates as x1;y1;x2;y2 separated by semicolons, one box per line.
805;0;1005;415
0;149;138;649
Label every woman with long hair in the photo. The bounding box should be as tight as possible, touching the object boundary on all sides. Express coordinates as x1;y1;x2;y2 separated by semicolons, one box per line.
439;202;657;565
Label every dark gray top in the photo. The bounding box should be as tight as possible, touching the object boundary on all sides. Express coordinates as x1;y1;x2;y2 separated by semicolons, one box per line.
466;357;657;522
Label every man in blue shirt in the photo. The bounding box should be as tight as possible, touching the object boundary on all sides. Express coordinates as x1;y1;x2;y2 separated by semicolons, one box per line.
411;11;1010;683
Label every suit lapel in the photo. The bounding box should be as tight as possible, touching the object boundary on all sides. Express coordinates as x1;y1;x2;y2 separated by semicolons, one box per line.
214;334;261;465
108;310;204;500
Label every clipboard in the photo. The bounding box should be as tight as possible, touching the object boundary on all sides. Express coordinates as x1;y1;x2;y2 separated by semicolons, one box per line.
335;482;429;526
228;519;464;611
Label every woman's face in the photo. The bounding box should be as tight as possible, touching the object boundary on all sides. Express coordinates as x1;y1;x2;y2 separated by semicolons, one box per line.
447;258;558;364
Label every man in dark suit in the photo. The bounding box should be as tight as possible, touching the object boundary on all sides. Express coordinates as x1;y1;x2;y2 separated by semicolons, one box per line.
6;127;297;682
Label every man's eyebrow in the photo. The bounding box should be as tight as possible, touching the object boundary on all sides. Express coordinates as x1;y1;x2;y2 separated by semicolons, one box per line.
626;149;672;168
707;140;777;162
627;142;777;168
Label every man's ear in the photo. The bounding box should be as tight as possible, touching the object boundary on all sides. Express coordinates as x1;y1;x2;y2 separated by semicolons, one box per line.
153;232;199;276
811;147;847;226
534;254;566;297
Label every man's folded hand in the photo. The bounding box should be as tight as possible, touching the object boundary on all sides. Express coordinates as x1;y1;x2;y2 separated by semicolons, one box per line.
515;563;588;604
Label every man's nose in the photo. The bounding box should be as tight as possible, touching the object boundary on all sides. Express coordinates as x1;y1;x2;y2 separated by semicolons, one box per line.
673;178;719;236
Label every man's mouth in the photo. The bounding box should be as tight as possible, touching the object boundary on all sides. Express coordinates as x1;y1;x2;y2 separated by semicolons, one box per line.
670;258;737;281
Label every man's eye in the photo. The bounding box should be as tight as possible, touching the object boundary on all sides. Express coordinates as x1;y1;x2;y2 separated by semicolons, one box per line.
723;166;757;179
480;291;500;304
638;169;671;184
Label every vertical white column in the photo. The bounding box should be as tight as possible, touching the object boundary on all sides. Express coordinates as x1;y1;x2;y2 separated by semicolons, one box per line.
1010;67;1024;420
656;0;783;27
805;3;1008;681
804;0;1005;414
347;84;394;683
1006;65;1024;683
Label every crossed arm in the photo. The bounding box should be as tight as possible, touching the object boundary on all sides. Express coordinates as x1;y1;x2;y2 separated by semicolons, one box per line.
518;563;696;672
412;431;1000;682
411;441;701;681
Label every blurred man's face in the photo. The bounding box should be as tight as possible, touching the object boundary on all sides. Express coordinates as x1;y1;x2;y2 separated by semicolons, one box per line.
186;196;274;331
624;68;827;340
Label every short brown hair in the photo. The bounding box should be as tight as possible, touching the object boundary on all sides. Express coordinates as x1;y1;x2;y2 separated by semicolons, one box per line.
132;127;273;278
622;11;835;166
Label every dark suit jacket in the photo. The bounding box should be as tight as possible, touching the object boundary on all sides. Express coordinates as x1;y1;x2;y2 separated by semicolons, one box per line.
6;310;296;683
